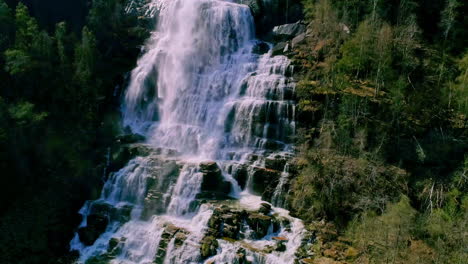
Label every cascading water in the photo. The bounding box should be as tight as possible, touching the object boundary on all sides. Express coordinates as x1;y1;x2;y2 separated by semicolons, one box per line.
71;0;305;263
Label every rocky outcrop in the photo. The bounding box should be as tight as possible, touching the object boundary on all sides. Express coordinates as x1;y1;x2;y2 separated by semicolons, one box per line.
207;205;246;240
272;42;289;56
272;22;306;41
245;0;304;37
205;204;280;241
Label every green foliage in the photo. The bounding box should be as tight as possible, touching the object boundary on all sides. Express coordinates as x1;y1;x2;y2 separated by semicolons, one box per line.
4;48;33;75
419;176;467;264
7;101;47;126
290;149;407;224
13;3;39;51
74;26;97;85
346;196;434;264
294;0;467;262
448;51;468;115
0;0;14;51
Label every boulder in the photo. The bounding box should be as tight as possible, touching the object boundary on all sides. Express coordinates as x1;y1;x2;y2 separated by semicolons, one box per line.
272;22;306;41
291;33;307;48
272;42;288;56
199;161;232;198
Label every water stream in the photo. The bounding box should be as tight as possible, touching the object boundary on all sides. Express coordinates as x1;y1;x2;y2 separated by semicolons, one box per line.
70;0;303;263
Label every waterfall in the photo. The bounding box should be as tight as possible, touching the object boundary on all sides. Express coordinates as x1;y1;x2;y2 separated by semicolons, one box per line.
71;0;305;263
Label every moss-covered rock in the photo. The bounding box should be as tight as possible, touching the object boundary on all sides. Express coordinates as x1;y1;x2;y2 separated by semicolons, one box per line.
200;236;219;259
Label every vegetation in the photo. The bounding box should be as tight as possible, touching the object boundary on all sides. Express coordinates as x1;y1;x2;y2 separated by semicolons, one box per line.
0;1;149;263
0;0;465;263
289;0;467;262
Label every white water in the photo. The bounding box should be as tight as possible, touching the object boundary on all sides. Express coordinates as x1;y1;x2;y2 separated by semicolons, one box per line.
71;0;303;263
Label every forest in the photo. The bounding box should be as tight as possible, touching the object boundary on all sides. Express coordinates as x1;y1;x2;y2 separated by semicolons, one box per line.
0;0;149;263
0;0;466;264
289;0;467;263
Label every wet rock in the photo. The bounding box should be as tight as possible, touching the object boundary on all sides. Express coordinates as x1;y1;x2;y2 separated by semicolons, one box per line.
89;202;113;216
155;224;188;264
115;133;145;144
109;144;153;172
200;236;219;259
108;238;119;252
265;155;288;171
128;144;153;157
107;237;125;257
143;189;169;218
276;241;287;252
199;161;231;198
272;22;306;41
259;203;272;215
252;41;270;54
264;245;275;253
111;204;133;223
78;202;112;246
262;139;285;150
246;213;274;239
174;232;187;247
207;207;245;239
223;223;240;239
231;163;248;190
195;191;232;200
199;161;218;172
250;167;281;196
78;215;109;246
142;160;181;218
236;248;248;264
278;216;291;228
